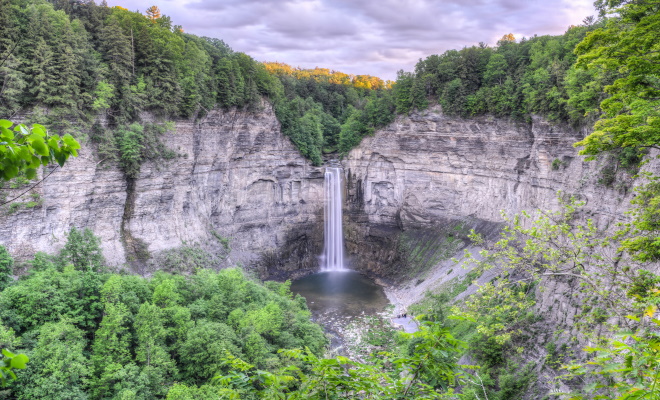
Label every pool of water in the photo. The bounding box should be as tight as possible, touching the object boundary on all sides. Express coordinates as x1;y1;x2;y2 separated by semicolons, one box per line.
290;270;390;354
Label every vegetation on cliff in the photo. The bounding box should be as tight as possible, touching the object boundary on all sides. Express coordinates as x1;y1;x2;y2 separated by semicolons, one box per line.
265;62;396;163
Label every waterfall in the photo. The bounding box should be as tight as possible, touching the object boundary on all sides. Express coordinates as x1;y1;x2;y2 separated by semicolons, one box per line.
322;162;346;271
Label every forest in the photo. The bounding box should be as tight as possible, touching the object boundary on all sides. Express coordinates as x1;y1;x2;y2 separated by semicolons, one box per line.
0;0;615;169
0;0;393;168
1;0;660;398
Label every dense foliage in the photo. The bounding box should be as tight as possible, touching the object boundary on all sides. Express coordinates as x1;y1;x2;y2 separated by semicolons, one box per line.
573;0;660;157
0;230;327;399
2;0;660;398
0;0;394;168
393;25;613;125
265;63;396;163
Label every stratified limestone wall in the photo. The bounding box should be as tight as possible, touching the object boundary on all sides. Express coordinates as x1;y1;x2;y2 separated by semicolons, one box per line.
0;103;325;274
344;105;659;398
343;105;633;276
0;102;648;281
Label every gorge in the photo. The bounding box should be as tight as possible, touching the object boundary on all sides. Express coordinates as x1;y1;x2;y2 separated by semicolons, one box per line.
2;97;657;399
1;0;659;396
0;103;638;278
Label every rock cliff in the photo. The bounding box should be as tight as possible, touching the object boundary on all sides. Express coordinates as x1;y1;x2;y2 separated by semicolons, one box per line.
0;103;325;275
343;105;634;277
0;103;644;281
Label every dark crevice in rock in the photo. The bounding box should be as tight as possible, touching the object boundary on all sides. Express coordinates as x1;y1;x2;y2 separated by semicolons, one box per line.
120;177;150;271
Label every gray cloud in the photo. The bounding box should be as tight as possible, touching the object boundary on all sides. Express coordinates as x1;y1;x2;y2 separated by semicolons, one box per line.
108;0;596;80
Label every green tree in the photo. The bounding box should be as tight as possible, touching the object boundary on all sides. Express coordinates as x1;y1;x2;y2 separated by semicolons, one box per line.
116;123;145;178
134;302;176;396
484;53;508;85
573;0;660;155
394;70;414;114
90;302;133;399
177;320;241;384
17;319;90;400
0;245;12;292
59;227;105;271
0;265;104;334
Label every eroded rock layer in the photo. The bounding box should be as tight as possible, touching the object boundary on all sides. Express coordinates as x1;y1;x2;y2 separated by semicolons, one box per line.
0;104;324;275
343;105;632;277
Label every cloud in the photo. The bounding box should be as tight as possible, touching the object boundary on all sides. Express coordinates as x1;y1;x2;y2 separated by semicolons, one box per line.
107;0;596;80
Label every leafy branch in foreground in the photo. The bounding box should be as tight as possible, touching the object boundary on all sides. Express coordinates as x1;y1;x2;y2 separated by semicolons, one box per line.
560;271;660;400
450;193;660;398
0;119;80;181
452;194;635;342
618;174;660;263
0;349;28;387
573;0;660;156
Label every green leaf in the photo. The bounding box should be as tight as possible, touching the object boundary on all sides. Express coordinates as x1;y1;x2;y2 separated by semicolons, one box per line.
10;354;28;369
0;120;12;129
47;137;59;150
31;140;49;157
25;168;36;180
0;127;14;141
28;155;41;169
3;165;18;179
54;150;67;167
62;134;80;149
1;349;15;358
32;124;46;136
18;147;31;162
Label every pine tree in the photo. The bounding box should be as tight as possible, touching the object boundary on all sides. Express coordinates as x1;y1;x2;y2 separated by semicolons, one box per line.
100;17;134;119
145;6;161;22
28;38;55;106
0;51;27;117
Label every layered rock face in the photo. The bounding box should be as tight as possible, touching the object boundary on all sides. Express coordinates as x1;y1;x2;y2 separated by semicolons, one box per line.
0;102;640;280
0;104;325;274
343;105;631;276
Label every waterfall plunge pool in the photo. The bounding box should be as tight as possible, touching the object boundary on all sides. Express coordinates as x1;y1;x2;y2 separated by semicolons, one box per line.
290;270;389;316
290;270;391;355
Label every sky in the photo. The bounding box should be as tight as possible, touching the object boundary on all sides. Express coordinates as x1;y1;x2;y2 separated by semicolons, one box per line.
107;0;597;81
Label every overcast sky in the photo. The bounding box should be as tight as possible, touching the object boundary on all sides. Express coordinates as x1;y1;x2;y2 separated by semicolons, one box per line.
107;0;597;81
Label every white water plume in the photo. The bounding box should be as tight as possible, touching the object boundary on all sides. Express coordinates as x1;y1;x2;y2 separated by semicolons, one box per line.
321;162;347;271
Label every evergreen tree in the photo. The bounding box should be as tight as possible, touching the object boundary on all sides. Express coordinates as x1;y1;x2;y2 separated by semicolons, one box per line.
0;245;13;292
100;16;134;120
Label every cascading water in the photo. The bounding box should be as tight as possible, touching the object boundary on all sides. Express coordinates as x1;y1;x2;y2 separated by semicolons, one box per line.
321;161;347;271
